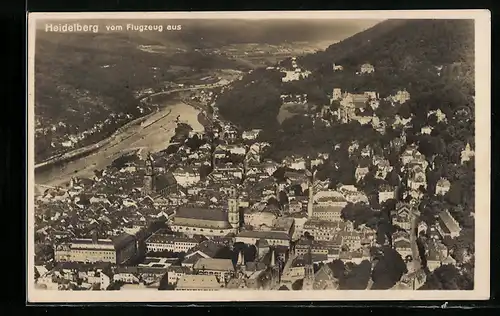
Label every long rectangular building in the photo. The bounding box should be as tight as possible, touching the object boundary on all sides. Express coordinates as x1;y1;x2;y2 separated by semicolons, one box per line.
145;233;198;253
54;234;136;265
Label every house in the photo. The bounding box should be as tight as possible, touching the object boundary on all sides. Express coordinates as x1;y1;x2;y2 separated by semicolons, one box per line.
338;93;369;123
172;167;200;187
378;185;398;204
332;63;343;71
235;230;290;248
340;186;369;205
355;166;370;182
420;126;433;135
295;238;342;259
113;266;140;284
339;231;363;251
331;88;343;101
145;233;198;253
400;145;427;169
461;143;475;164
283;156;307;170
427;109;447;123
425;240;449;272
303;219;347;241
407;164;427;191
242;129;262;140
54;233;136;265
193;258;235;283
175;275;221;291
182;241;224;268
393;232;412;260
391;90;411;104
374;159;393;179
167;265;191;285
360;145;373;158
213;147;227;160
312;190;348;222
226;144;247;156
338;250;366;264
435;178;451;196
359;63;375;74
391;203;415;231
210;163;244;180
436;210;462;238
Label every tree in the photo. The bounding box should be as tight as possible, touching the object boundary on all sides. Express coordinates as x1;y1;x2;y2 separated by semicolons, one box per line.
199;164;213;179
214;246;234;260
397;102;412;119
375;100;397;119
158;274;175;290
185;134;205;151
339;260;371;290
445;181;463;205
340;202;375;228
278;191;289;206
371;246;407;289
421;264;471;290
292;278;304;290
327;259;346;280
386;169;401;187
304;231;314;241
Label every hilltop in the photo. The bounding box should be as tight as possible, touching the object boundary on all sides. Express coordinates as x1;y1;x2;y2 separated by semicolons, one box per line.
301;19;473;69
216;19;476;290
34;19;378;163
34;31;249;163
217;19;475;130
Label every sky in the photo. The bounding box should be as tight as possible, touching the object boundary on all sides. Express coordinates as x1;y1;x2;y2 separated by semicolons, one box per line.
35;19;384;45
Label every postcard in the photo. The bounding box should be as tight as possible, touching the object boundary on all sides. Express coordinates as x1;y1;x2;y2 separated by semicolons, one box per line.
27;10;491;303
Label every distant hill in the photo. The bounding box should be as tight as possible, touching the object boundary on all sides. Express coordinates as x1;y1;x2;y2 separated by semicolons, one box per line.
217;19;475;130
34;19;378;162
301;19;474;71
34;31;250;162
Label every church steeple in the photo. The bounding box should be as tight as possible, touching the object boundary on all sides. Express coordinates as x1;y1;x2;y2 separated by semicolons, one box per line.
303;246;314;290
306;168;317;219
269;248;280;289
143;152;155;196
228;186;240;230
270;248;276;268
237;250;245;267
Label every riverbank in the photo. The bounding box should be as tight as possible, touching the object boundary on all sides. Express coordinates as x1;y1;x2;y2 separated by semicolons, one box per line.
35;101;203;188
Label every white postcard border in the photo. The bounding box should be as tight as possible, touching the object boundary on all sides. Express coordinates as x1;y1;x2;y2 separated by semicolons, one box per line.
27;10;491;303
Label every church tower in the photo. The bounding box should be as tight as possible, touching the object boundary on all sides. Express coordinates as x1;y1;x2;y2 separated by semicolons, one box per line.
302;246;314;290
143;153;155;196
228;187;240;230
269;248;280;289
237;250;246;273
307;169;316;219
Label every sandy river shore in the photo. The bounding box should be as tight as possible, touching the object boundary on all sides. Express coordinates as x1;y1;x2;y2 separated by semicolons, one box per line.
35;101;202;188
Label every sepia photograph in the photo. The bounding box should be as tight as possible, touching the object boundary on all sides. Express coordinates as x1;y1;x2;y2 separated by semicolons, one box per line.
27;10;490;302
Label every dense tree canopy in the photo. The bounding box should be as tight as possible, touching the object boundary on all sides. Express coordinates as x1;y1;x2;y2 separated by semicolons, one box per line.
371;246;407;289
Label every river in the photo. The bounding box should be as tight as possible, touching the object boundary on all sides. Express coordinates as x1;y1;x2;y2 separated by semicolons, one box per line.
35;100;203;188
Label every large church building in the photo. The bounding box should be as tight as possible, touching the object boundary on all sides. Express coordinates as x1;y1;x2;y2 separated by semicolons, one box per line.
171;198;241;238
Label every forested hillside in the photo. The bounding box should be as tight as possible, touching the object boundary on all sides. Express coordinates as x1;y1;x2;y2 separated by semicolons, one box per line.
216;19;476;290
218;19;474;133
34;31;249;162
